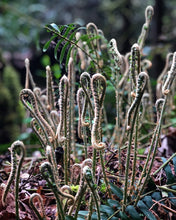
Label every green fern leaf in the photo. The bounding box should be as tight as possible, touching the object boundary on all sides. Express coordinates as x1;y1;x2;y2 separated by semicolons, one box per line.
172;156;176;174
109;182;123;200
162;157;175;184
60;41;70;64
49;23;60;32
43;34;57;52
126;205;142;220
137;200;157;220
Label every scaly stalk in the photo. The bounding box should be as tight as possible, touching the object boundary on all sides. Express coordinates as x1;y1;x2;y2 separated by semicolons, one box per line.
83;166;101;220
2;141;25;220
29;193;46;220
123;72;148;211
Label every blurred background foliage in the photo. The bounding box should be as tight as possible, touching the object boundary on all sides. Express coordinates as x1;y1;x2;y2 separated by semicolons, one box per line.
0;0;176;148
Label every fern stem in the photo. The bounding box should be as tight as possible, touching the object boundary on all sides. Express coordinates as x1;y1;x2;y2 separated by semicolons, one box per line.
29;193;46;220
153;152;176;176
123;72;148;211
129;113;139;195
83;166;101;220
100;151;112;197
2;141;25;220
134;98;166;206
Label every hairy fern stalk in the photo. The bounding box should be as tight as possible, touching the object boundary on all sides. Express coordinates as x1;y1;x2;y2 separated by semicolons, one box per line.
2;5;176;220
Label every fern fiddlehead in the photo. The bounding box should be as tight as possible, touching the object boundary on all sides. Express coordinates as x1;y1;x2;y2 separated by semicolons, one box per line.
127;72;149;130
80;72;93;116
68;56;76;160
46;145;60;184
31;118;46;149
83;165;101;220
56;75;68;143
157;53;173;99
29;193;46;220
162;52;176;95
91;73;106;150
77;88;86;139
2;141;25;220
40;162;64;220
20;89;55;147
46;65;55;111
86;22;103;70
137;5;154;51
130;43;140;88
76;32;86;70
24;58;36;89
56;75;69;184
68;159;92;217
123;72;148;210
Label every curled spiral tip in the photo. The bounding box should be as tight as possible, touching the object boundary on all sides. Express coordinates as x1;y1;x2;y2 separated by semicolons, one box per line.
81;158;93;168
109;38;122;61
40;162;53;179
131;91;136;98
163;89;170;95
33;87;41;95
145;5;154;21
80;72;91;80
155;98;165;108
155;98;165;122
127;72;148;129
60;185;75;205
46;145;51;152
25;58;29;65
162;52;176;95
86;22;98;31
30;193;46;220
82;165;91;175
109;38;116;46
2;140;25;207
82;121;90;127
46;65;51;71
62;75;68;81
93;142;106;150
92;73;106;83
132;43;140;50
76;32;81;39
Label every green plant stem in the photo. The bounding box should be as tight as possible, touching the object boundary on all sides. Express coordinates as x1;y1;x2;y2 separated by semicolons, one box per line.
87;181;101;220
115;89;122;176
134;99;167;206
100;151;112;197
83;127;88;158
123;103;140;211
157;185;176;194
15;149;25;220
74;185;87;219
138;121;176;142
87;195;93;220
41;162;65;220
153;152;176;176
129;114;139;195
92;148;97;178
64;93;68;185
29;193;46;220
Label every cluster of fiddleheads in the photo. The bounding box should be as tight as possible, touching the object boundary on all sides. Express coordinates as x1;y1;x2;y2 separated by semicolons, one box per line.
2;4;176;220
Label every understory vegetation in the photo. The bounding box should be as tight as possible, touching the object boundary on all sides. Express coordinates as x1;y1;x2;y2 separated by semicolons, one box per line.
1;5;176;220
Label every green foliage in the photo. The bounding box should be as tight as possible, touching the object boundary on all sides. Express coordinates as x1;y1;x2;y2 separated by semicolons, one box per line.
0;65;24;147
